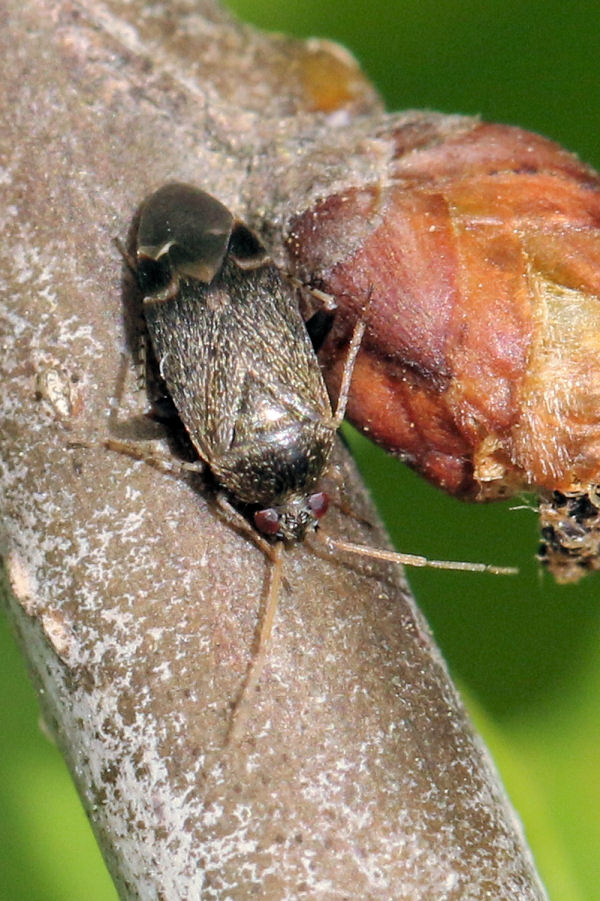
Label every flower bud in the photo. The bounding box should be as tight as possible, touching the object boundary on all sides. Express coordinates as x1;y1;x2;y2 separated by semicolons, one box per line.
287;117;600;580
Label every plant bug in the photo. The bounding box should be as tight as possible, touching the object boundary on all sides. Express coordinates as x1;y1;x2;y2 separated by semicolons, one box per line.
135;183;342;546
112;183;515;741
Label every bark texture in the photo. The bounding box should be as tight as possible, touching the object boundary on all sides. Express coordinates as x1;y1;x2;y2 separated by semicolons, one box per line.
0;1;547;898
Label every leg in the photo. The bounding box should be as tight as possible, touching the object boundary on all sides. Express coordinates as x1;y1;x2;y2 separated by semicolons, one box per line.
70;434;206;478
225;541;285;745
331;314;366;427
214;492;278;561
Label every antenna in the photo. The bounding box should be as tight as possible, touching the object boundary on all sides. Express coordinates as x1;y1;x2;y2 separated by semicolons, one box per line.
315;532;518;576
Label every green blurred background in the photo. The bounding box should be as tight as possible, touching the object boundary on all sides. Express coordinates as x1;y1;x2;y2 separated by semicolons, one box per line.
2;1;600;898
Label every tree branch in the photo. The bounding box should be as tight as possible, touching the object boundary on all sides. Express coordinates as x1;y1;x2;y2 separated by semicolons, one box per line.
0;0;546;897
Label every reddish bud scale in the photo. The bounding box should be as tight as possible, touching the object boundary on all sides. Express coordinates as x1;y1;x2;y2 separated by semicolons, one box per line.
287;119;600;581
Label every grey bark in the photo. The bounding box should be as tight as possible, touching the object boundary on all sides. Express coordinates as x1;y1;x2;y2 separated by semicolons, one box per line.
0;0;547;898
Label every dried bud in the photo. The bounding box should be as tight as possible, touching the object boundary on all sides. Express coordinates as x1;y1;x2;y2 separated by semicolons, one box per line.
286;117;600;581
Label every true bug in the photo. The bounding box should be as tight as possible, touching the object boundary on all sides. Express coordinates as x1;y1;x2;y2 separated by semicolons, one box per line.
135;183;343;547
117;183;515;739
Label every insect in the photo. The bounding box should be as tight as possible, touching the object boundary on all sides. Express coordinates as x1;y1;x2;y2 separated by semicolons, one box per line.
121;183;515;740
135;182;341;547
286;115;600;583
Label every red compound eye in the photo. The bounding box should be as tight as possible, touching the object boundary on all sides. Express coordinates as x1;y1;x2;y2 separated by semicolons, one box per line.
254;508;280;535
309;492;329;519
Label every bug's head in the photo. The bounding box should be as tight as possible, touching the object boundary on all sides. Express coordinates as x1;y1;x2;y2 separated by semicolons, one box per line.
254;491;329;542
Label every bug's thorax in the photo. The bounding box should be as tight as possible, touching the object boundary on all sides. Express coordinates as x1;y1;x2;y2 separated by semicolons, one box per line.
214;408;335;542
